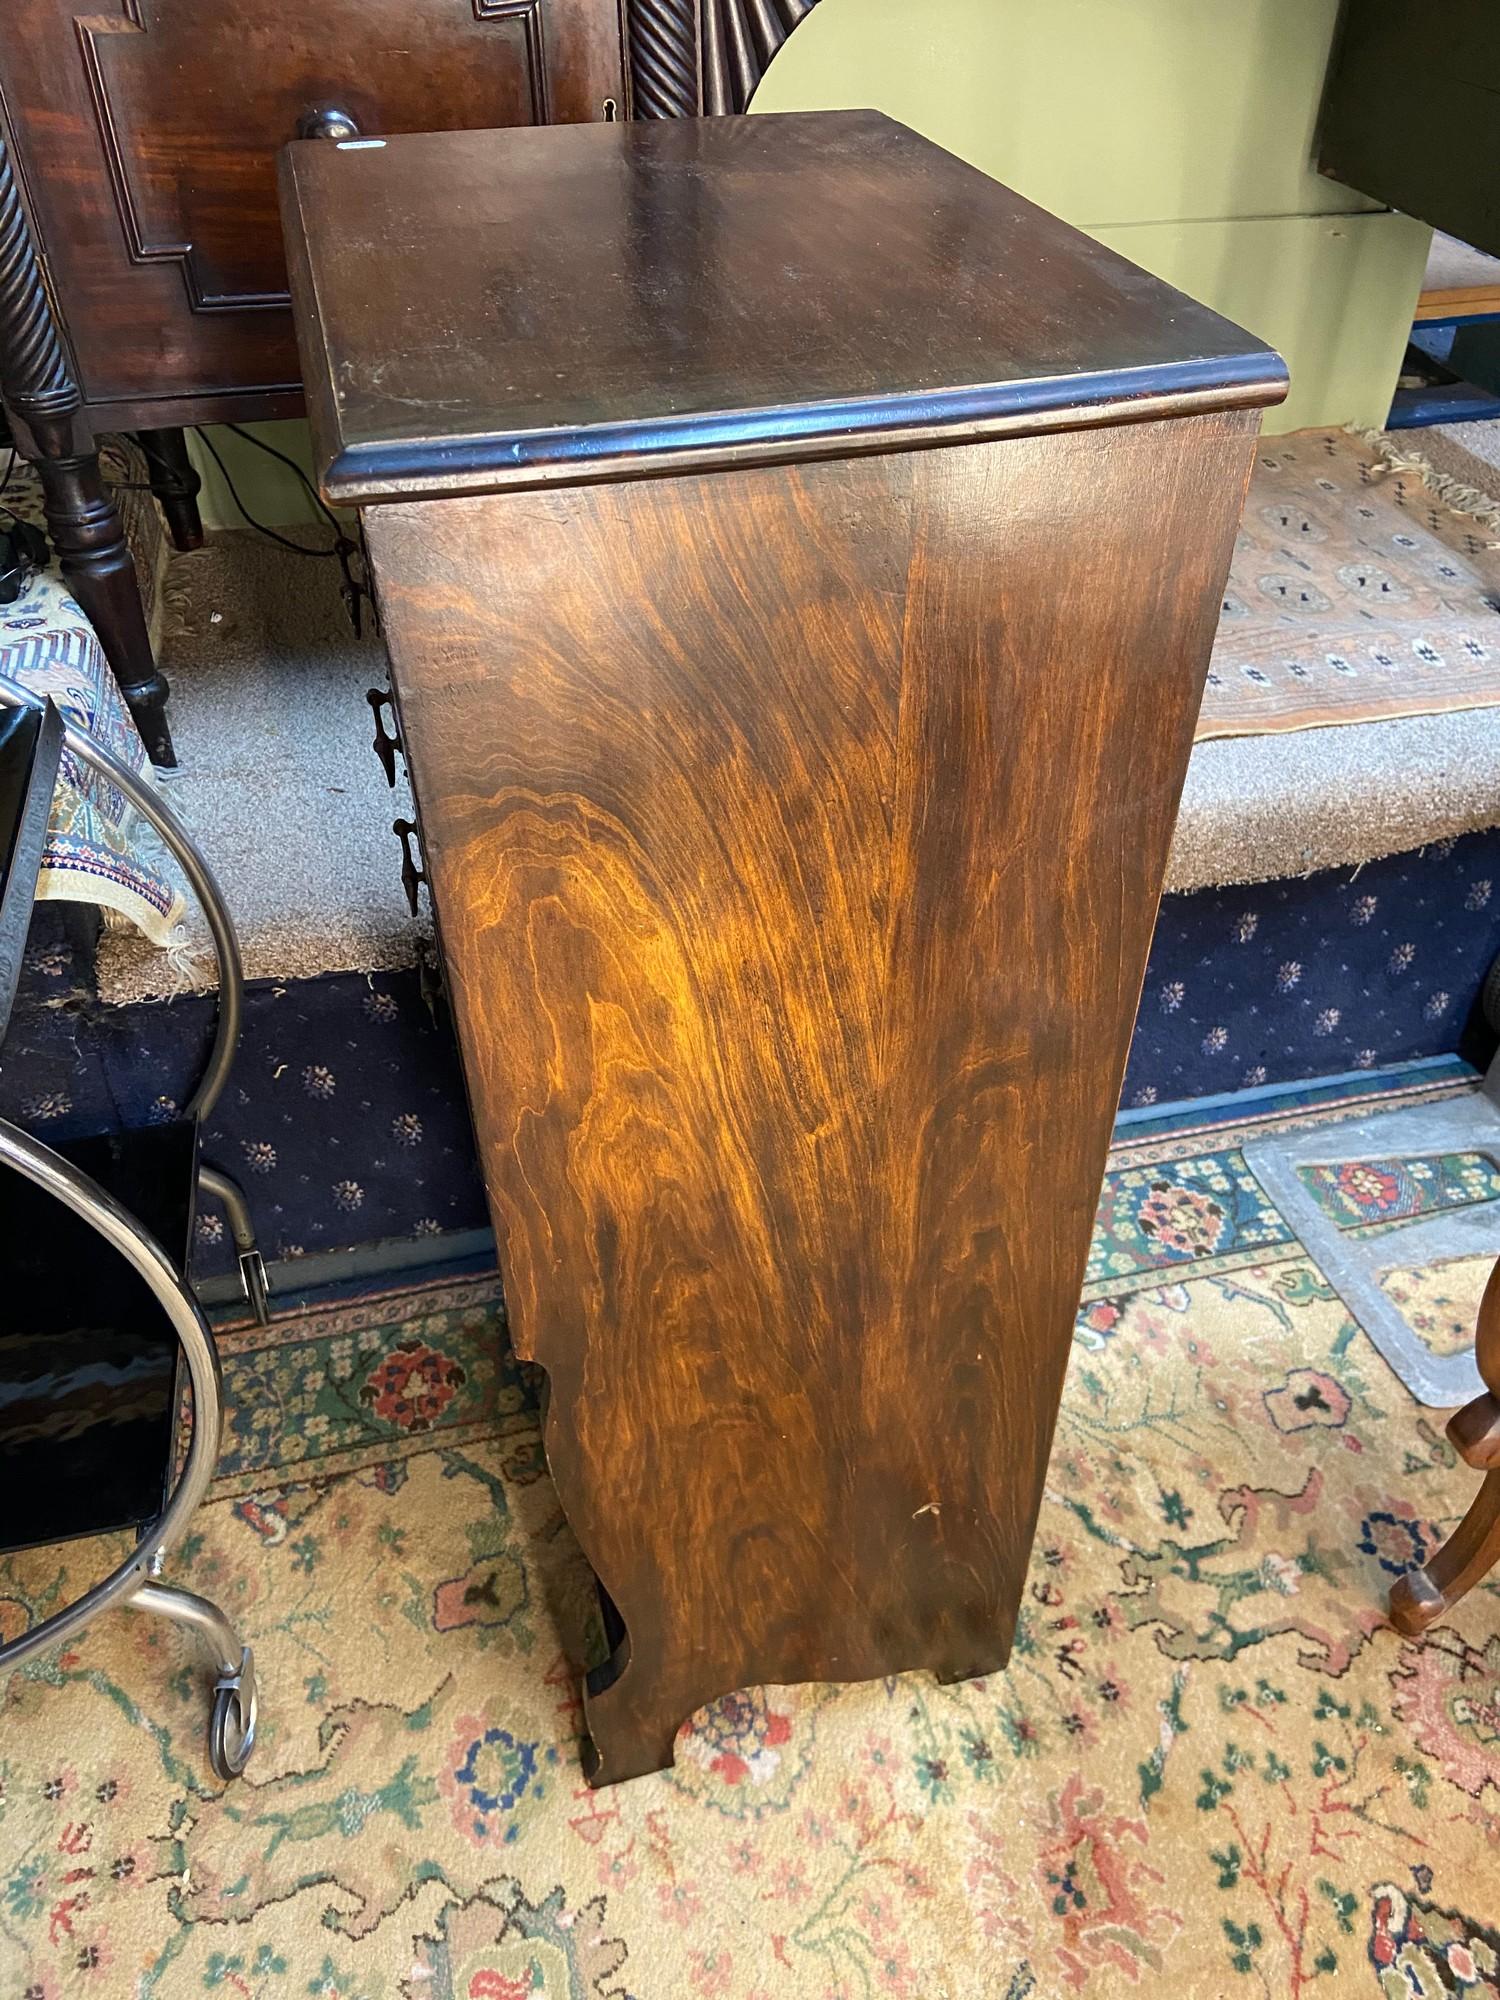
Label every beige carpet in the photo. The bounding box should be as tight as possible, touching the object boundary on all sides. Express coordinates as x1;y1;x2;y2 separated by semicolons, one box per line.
98;534;425;1002
1423;229;1500;297
97;424;1500;1000
1416;416;1500;505
1169;704;1500;891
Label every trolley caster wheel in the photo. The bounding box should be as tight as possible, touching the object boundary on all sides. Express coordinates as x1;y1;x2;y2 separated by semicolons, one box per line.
208;1647;257;1779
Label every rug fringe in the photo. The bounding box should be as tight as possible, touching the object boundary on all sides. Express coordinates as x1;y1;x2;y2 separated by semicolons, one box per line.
1349;424;1500;543
122;917;218;993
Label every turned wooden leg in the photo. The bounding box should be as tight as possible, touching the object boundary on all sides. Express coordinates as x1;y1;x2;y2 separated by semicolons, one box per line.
1390;1260;1500;1633
34;448;175;766
0;118;173;765
138;426;204;552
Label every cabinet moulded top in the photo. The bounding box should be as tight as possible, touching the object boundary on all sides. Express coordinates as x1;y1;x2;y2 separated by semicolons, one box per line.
280;108;1288;507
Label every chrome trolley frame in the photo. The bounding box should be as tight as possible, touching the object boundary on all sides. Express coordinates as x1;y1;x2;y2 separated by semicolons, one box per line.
0;675;260;1777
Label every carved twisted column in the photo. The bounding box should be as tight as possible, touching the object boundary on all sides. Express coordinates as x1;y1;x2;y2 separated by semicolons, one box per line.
628;0;821;119
627;0;700;117
0;117;173;764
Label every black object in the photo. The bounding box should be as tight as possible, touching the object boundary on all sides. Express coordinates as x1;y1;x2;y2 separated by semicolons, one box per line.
1318;0;1500;258
393;816;428;917
135;427;204;552
367;686;402;785
0;1122;195;1549
0;687;261;1776
0;517;47;603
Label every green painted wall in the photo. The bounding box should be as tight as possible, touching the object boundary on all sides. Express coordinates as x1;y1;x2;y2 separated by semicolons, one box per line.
189;420;332;537
196;0;1430;525
752;0;1432;437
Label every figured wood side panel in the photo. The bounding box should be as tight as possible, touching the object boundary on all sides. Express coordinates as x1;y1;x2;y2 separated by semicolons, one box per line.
876;416;1259;1644
369;461;912;1758
367;414;1258;1783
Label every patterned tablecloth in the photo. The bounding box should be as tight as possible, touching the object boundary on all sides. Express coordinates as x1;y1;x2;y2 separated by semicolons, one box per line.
0;449;182;945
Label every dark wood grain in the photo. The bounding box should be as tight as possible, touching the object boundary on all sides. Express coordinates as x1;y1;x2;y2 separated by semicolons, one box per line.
0;0;626;425
627;0;825;120
280;112;1286;506
287;108;1284;1783
625;0;699;118
136;426;204;552
0;0;832;445
698;0;820;116
366;410;1261;1782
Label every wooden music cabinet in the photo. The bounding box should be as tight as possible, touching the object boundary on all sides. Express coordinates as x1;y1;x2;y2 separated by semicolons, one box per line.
282;111;1287;1785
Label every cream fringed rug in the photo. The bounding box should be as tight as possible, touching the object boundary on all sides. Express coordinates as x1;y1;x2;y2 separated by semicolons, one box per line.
2;1081;1497;1997
1412;416;1500;526
1197;426;1500;741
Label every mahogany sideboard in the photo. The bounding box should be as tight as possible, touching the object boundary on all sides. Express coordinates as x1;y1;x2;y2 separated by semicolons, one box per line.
0;0;821;431
0;0;822;760
282;110;1288;1785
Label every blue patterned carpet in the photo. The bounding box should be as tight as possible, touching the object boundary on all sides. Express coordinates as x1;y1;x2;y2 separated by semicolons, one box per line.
1123;827;1500;1107
5;826;1498;1279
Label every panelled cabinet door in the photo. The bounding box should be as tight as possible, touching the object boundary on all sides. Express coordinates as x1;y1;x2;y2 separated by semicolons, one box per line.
0;0;625;421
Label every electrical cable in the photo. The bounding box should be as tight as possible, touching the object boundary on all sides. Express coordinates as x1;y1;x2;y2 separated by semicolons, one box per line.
219;422;346;537
191;424;374;635
191;426;337;557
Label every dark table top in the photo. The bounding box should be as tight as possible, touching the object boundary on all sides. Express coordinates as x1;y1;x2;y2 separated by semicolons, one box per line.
281;109;1286;505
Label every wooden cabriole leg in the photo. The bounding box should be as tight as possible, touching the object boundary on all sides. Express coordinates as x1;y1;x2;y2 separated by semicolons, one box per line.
1390;1469;1500;1634
1390;1258;1500;1633
0;116;174;765
137;426;204;553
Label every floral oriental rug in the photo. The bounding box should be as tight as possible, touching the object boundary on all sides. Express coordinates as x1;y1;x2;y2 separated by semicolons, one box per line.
2;1080;1499;1999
